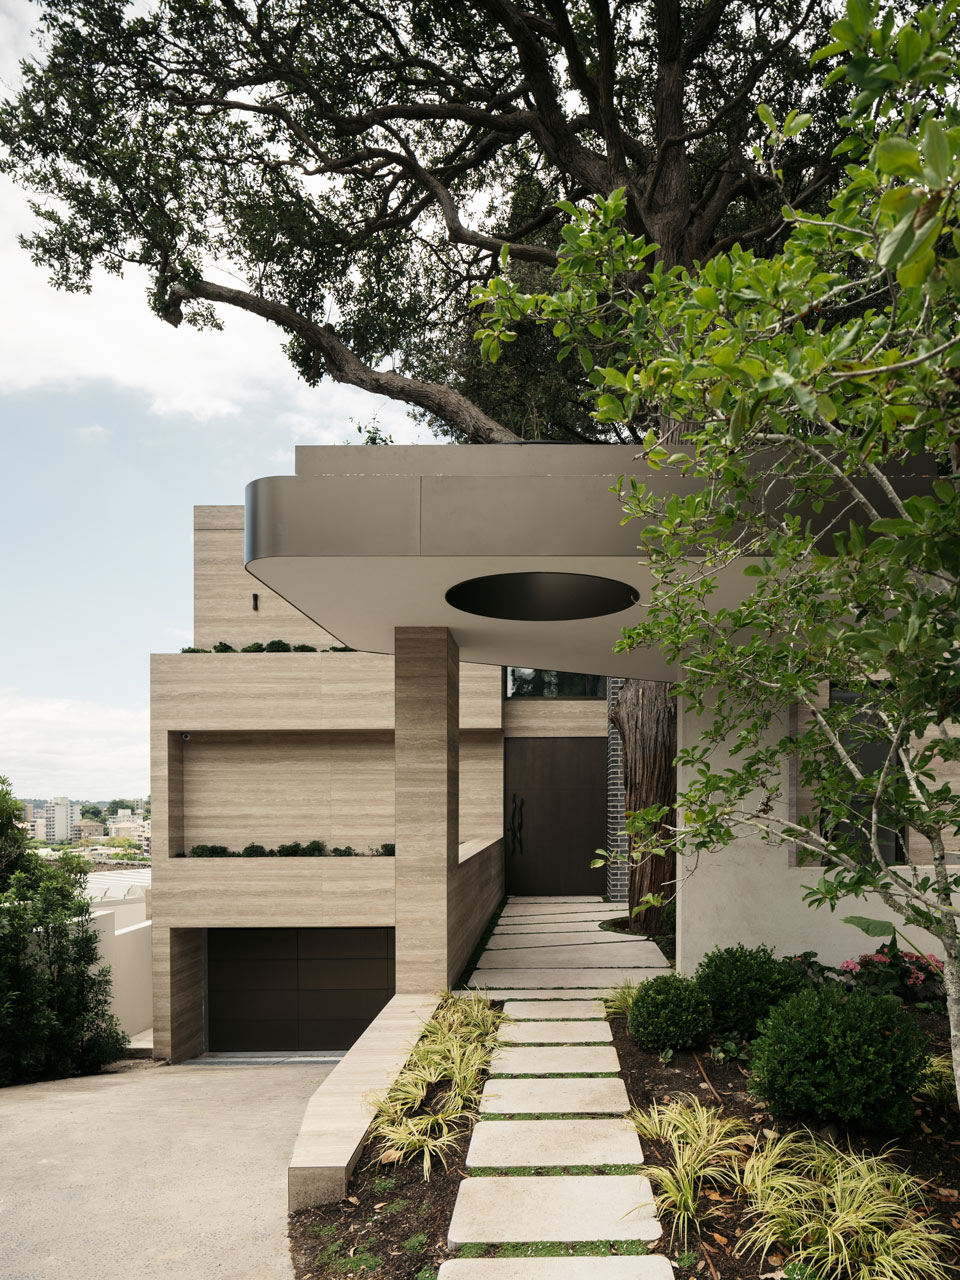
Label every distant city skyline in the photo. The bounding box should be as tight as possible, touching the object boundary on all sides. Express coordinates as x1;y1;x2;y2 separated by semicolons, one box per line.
0;0;425;798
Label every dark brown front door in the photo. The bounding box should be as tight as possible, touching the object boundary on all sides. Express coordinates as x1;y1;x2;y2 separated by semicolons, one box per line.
207;927;395;1051
504;738;607;895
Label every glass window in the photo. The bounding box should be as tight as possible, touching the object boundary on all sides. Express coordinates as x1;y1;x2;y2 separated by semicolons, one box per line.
505;668;606;699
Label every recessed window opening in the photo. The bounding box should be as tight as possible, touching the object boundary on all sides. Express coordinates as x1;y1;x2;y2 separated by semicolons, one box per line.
506;668;606;699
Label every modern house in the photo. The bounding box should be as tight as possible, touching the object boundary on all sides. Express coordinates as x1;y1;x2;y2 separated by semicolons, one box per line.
151;444;952;1062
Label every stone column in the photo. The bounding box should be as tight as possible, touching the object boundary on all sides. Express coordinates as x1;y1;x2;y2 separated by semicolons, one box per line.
394;627;459;992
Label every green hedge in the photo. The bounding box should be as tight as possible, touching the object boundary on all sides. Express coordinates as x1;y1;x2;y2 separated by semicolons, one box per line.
185;841;395;857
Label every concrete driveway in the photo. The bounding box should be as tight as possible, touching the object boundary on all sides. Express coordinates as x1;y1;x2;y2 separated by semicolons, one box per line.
0;1059;333;1280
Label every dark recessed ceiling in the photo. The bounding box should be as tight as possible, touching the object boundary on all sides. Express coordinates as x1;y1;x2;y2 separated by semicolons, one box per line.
445;572;640;622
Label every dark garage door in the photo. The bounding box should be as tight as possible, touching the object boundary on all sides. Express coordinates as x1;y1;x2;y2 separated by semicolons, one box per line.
504;737;607;895
207;927;395;1051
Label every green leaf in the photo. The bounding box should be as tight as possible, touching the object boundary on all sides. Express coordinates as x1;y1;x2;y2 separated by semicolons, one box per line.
874;136;923;178
757;102;776;131
842;915;896;938
877;208;917;268
922;118;951;187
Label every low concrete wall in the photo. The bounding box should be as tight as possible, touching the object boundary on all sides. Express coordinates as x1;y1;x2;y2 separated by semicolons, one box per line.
447;836;504;986
288;993;439;1210
91;911;153;1037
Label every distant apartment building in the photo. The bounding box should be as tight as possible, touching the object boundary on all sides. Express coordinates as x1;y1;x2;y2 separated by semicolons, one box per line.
45;797;82;843
72;818;106;841
108;811;150;843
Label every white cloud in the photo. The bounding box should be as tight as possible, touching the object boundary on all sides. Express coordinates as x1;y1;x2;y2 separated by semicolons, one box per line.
0;687;149;798
74;424;110;444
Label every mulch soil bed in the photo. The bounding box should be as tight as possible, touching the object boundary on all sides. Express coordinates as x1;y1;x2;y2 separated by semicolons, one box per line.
290;1007;960;1280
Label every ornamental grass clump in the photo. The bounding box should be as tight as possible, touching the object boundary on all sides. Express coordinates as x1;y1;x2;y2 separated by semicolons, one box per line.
739;1141;953;1280
750;986;928;1133
627;973;711;1052
694;943;809;1040
369;991;504;1179
630;1095;750;1247
602;979;641;1020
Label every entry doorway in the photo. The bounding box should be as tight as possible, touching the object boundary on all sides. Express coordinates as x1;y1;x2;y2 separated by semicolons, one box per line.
504;738;607;895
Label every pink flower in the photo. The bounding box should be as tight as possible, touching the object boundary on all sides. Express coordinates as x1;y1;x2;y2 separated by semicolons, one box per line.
861;952;891;964
840;959;861;974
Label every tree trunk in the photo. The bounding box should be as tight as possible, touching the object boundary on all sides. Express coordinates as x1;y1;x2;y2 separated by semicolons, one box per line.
609;679;677;936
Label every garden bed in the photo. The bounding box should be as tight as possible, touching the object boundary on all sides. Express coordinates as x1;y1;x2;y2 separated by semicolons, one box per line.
289;1004;960;1280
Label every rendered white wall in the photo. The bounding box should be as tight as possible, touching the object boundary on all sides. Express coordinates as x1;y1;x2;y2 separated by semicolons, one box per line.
675;697;954;972
92;910;153;1036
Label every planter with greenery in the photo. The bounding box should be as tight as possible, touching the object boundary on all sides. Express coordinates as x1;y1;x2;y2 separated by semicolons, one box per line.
184;841;395;857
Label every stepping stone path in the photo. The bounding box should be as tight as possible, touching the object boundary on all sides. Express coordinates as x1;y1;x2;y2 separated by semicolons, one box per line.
443;896;670;1280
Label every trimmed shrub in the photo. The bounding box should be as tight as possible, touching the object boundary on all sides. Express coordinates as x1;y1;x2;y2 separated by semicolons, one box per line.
695;943;809;1041
627;973;711;1052
275;841;303;857
212;641;236;652
375;843;396;857
750;985;929;1133
264;638;292;652
292;644;317;652
241;642;264;652
330;845;360;857
180;646;210;653
240;843;267;858
303;839;327;856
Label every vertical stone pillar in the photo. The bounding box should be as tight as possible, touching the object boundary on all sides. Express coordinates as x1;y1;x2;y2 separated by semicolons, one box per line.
606;677;629;901
152;926;205;1061
394;627;459;992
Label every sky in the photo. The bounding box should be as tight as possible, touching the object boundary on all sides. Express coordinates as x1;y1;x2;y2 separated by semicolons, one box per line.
0;0;425;801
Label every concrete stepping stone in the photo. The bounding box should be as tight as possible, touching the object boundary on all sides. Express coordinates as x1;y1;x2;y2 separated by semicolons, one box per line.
480;1076;629;1115
466;1118;642;1169
462;988;612;1001
491;1045;620;1075
497;917;626;929
439;1258;674;1279
503;1000;605;1019
507;896;605;904
495;921;619;933
488;933;639;950
499;1021;611;1045
447;1174;660;1245
500;904;623;917
466;969;663;989
477;943;668;969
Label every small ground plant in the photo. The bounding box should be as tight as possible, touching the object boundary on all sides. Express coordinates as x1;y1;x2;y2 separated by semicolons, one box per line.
695;943;809;1041
627;973;711;1052
750;986;928;1133
369;991;504;1179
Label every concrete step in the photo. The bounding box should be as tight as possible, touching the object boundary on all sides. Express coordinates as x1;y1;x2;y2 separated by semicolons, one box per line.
461;988;613;1000
440;1258;675;1279
499;1022;612;1045
502;1000;605;1020
480;1076;629;1116
487;933;639;950
491;1045;620;1076
447;1174;660;1246
506;897;606;904
466;1118;642;1169
477;943;668;970
466;969;662;989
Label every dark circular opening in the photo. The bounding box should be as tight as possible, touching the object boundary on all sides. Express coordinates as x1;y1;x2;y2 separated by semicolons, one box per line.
445;572;639;622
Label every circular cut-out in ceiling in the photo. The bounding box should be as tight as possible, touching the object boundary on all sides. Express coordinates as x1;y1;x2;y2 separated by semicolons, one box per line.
445;572;639;622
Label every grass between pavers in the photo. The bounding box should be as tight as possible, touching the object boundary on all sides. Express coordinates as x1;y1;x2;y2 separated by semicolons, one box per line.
453;1241;652;1258
492;1071;621;1078
481;1112;625;1121
469;1164;641;1176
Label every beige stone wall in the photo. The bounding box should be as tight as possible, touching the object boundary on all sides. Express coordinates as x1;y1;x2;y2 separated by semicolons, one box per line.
194;506;335;650
504;699;607;737
447;839;504;986
153;926;205;1060
161;728;499;854
152;858;396;929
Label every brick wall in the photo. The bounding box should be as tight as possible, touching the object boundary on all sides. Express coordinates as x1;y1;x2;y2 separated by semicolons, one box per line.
606;677;629;901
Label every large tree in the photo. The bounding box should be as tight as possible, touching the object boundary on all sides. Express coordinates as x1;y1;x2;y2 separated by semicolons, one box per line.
477;0;960;1094
1;0;844;926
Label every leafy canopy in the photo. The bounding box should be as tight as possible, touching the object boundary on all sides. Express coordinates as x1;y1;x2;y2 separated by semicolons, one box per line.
476;0;960;1016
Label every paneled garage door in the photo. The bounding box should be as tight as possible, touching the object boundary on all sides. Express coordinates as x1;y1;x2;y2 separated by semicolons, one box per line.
207;927;395;1051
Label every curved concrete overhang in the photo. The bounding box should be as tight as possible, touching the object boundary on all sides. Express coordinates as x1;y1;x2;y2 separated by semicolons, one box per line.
244;443;935;679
